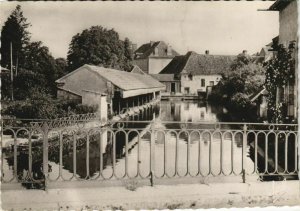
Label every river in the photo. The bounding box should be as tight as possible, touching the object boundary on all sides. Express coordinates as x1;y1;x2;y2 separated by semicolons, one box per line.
3;100;259;188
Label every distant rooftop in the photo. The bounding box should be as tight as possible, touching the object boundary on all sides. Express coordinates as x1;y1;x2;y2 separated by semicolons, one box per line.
134;41;179;59
159;51;236;76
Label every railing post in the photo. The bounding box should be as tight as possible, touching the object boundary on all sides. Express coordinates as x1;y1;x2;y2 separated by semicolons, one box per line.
42;122;49;190
242;124;247;183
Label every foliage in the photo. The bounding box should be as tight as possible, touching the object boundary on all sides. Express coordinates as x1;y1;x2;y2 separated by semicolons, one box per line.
264;44;296;123
67;26;133;72
13;69;49;100
2;89;98;120
208;54;265;121
1;6;66;100
1;5;31;70
3;89;60;119
23;41;58;95
54;58;68;79
230;52;251;71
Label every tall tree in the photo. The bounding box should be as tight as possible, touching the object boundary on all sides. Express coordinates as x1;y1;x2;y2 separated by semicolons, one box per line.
67;26;132;71
1;5;31;70
23;41;57;96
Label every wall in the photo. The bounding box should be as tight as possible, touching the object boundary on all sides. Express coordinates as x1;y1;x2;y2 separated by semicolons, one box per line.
58;66;108;98
163;81;181;94
279;1;298;119
82;91;103;106
180;74;221;94
132;59;149;73
279;1;298;45
57;89;82;101
148;58;173;74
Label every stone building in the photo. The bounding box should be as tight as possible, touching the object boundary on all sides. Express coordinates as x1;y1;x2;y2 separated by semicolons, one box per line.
133;41;179;74
267;0;298;120
56;64;165;119
158;51;235;96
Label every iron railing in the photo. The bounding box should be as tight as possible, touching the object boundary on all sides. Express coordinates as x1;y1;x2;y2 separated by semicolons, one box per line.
1;119;298;187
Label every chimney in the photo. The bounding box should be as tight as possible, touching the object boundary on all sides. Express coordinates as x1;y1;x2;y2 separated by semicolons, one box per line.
205;50;209;55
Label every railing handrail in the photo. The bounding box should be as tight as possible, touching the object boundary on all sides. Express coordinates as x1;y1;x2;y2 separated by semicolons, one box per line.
1;118;298;126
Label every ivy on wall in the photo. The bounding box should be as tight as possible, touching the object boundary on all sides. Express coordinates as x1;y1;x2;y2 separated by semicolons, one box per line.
264;43;296;123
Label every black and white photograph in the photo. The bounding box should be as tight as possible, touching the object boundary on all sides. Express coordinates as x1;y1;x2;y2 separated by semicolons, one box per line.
0;0;299;210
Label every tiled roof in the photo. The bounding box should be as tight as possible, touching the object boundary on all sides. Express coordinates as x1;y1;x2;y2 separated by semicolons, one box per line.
85;65;164;91
134;41;179;59
159;51;236;75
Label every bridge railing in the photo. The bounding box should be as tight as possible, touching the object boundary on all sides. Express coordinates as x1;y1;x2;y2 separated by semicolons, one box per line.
1;120;298;188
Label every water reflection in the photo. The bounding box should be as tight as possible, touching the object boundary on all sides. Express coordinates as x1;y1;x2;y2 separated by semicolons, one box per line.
2;100;257;187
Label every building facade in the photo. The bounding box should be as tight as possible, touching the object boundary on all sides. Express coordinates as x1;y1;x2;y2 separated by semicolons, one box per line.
268;0;298;120
56;64;165;119
133;41;179;74
158;51;235;96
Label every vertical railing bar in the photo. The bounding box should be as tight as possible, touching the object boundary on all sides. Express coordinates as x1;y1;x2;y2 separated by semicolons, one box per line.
208;132;212;175
187;132;190;176
125;131;128;178
86;132;90;179
164;131;167;177
59;132;63;179
294;133;298;172
198;132;201;176
231;132;234;175
42;123;49;188
220;132;223;175
99;131;103;178
175;133;179;176
275;133;278;173
284;134;288;173
265;133;268;174
73;133;77;178
13;132;18;181
242;125;247;177
137;131;141;177
150;129;156;178
28;131;32;180
254;133;258;174
112;132;116;177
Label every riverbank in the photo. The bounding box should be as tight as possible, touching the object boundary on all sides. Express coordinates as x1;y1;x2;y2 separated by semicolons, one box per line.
2;180;299;210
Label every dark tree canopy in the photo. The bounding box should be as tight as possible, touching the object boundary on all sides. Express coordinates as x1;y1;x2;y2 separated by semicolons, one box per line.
67;26;133;71
1;5;31;70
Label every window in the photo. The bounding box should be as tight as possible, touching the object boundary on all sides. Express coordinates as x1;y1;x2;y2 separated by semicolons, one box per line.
188;74;193;81
184;87;190;94
201;79;205;87
209;81;214;86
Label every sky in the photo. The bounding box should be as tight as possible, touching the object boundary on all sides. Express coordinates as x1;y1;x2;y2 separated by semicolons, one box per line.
0;1;279;59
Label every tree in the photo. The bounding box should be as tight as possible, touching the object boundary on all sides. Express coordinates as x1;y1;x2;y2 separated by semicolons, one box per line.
1;5;31;70
23;41;57;96
67;26;133;71
55;58;68;79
